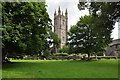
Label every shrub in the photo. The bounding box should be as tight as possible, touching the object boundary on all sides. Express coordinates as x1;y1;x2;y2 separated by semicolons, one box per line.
60;46;69;53
98;56;118;59
53;53;68;56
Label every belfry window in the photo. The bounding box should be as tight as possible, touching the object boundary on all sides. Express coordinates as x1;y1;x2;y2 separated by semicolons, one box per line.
63;36;65;41
63;20;64;25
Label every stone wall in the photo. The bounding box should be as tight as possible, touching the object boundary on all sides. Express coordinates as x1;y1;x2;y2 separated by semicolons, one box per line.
118;19;120;39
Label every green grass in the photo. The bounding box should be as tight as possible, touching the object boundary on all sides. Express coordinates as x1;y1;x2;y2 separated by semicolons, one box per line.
2;60;118;78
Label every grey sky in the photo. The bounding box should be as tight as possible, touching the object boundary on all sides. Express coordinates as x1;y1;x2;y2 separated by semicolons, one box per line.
46;0;118;40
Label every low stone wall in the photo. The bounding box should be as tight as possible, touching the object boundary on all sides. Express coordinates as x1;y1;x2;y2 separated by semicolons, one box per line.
10;55;120;60
47;56;81;60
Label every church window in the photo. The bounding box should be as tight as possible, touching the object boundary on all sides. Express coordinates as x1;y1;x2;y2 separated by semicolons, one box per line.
63;36;65;41
63;20;64;25
115;44;118;48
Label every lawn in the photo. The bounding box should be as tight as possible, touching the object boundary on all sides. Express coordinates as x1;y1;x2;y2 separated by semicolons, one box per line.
2;60;118;78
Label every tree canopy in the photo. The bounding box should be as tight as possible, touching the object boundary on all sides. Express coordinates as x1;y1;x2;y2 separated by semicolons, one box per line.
78;2;120;41
78;2;120;21
66;2;120;59
75;1;120;59
2;2;60;61
68;15;108;59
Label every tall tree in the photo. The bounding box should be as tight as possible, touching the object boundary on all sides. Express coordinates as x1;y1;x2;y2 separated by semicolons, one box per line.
76;2;120;58
2;2;56;61
78;2;120;20
78;2;120;41
68;15;108;60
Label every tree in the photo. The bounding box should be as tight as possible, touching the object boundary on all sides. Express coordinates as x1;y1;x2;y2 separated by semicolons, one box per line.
68;15;108;60
78;2;120;19
60;45;69;53
78;2;120;42
2;2;54;62
48;28;60;49
76;2;120;59
46;27;60;54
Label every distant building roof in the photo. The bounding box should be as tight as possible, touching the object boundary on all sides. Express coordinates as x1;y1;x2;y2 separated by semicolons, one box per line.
109;39;120;46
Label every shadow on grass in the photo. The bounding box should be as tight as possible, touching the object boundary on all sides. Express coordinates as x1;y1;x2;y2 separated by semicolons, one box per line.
2;61;43;69
3;62;19;70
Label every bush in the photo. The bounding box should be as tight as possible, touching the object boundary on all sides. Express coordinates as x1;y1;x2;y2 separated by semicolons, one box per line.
60;46;69;53
53;53;68;56
97;56;118;59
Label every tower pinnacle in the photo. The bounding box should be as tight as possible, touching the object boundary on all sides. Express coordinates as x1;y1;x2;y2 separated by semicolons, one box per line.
54;9;56;16
62;11;63;15
65;8;68;17
58;6;61;14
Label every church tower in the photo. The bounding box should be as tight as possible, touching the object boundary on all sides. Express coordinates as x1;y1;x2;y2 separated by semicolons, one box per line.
54;6;68;52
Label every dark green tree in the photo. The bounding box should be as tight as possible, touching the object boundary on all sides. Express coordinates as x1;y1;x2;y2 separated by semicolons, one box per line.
2;2;56;61
68;15;108;60
75;2;120;59
78;2;120;21
60;45;69;53
78;2;120;43
46;27;60;54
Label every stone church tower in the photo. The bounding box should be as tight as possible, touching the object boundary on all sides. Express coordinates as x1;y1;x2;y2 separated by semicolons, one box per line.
54;6;68;52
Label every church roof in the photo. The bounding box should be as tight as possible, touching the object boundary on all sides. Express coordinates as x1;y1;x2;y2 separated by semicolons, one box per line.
109;39;120;46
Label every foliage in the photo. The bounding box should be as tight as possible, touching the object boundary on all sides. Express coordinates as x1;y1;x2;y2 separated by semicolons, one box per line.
78;2;120;21
53;53;68;56
68;15;109;59
60;45;69;53
2;2;59;61
68;1;120;59
78;2;120;42
47;28;60;49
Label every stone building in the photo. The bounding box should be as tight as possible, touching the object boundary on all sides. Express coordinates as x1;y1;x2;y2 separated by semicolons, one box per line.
105;39;120;56
118;19;120;39
105;20;120;56
53;6;68;52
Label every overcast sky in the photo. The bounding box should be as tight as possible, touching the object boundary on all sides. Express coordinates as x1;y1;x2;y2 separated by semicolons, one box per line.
46;0;118;40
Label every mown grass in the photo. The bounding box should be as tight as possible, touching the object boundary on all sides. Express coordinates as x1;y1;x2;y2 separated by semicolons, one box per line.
2;60;118;78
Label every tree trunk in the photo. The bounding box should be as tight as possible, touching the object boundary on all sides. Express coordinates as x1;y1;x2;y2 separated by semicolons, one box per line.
88;53;91;61
2;52;6;63
95;55;98;60
2;52;10;63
